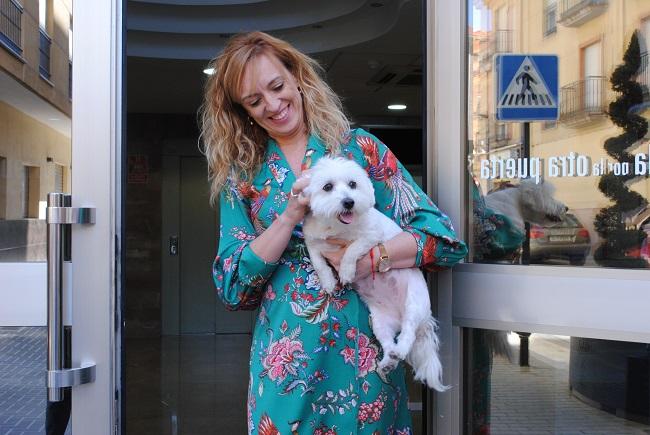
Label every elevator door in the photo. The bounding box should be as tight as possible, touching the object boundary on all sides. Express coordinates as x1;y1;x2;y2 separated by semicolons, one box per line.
163;155;253;335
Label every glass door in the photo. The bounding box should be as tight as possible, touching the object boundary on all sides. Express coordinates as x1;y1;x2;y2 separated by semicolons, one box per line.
433;0;650;434
124;1;429;434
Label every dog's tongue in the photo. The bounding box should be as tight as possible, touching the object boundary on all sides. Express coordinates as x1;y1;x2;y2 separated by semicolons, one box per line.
338;211;354;224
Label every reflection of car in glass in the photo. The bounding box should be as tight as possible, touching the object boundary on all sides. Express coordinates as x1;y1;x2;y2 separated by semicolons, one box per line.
529;213;590;265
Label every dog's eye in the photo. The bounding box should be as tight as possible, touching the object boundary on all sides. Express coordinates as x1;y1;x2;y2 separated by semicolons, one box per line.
323;183;333;192
348;181;356;189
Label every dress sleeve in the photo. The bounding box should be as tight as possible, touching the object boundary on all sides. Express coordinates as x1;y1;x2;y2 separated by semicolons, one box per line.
351;129;468;271
212;177;279;310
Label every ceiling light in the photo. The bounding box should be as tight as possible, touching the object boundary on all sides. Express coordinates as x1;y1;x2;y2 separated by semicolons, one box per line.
203;68;215;75
387;104;407;111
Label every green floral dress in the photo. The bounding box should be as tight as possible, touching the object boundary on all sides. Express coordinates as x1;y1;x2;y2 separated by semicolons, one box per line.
213;129;467;435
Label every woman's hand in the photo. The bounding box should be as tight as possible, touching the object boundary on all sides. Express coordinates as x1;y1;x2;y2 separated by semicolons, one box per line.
279;173;311;227
322;239;374;282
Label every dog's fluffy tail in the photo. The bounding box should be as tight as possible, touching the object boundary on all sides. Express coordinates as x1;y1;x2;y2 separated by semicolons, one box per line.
406;317;449;392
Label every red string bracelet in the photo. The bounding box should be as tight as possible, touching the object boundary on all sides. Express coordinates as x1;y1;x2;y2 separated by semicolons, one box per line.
369;246;376;280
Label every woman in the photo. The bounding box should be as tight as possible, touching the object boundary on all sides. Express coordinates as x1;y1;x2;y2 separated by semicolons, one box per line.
200;31;467;435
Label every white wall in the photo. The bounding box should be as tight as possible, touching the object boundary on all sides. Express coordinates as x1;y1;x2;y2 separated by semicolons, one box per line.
0;262;71;326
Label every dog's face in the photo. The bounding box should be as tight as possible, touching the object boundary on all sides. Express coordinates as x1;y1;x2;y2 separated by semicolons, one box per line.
304;157;375;226
519;179;568;225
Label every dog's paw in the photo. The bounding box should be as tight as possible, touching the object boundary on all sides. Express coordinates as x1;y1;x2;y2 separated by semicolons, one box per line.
378;356;399;374
338;263;357;285
319;274;338;294
389;349;407;361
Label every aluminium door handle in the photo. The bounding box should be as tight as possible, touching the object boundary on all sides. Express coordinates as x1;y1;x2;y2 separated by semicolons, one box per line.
46;193;97;402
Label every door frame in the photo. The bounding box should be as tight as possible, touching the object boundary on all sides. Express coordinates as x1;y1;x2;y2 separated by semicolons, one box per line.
71;0;122;433
432;1;650;434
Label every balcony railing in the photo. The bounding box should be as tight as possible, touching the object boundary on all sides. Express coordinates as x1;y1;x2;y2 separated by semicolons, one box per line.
0;0;22;57
494;30;513;54
560;76;607;126
39;28;51;79
558;0;607;27
640;52;650;99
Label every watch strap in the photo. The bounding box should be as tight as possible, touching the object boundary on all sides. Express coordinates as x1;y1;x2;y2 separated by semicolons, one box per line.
377;243;389;261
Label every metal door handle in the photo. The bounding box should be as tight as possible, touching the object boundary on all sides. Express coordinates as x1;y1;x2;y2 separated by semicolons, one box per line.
46;193;97;402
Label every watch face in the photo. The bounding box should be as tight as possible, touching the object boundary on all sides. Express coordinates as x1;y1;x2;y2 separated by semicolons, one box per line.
378;258;391;273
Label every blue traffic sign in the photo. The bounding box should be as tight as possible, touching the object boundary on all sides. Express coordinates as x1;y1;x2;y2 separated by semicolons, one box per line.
495;54;559;122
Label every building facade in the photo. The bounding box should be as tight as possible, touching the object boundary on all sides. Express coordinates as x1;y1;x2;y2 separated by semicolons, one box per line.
0;0;72;261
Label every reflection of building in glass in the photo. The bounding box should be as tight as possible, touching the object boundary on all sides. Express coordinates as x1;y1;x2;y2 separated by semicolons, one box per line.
0;0;72;261
470;0;650;266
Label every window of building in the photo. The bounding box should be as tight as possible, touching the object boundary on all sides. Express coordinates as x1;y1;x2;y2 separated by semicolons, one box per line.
582;41;603;111
68;14;72;59
54;163;65;193
69;15;73;98
38;0;47;30
495;122;508;141
0;157;6;219
0;0;24;57
22;165;39;218
641;17;650;97
643;17;650;53
38;0;51;79
544;0;557;36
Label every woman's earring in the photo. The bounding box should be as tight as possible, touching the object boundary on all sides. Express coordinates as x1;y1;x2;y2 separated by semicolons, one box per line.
298;86;303;96
248;116;254;126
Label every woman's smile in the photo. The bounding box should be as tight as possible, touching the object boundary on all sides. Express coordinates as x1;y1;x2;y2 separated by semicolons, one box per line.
239;53;305;144
269;105;289;122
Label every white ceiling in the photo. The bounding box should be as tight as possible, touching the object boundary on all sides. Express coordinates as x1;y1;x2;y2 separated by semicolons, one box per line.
126;0;423;125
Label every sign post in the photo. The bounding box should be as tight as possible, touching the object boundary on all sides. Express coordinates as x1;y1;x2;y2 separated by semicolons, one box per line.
495;54;559;265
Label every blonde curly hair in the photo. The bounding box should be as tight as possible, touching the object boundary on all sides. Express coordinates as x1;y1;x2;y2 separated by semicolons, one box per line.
199;31;350;203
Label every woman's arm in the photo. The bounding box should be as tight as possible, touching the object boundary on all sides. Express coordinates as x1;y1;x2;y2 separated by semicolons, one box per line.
213;176;309;310
353;130;468;271
323;232;417;281
249;176;310;262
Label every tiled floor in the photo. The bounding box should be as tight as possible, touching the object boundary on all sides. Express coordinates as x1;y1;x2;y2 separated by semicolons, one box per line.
125;334;251;434
490;334;650;435
0;327;70;435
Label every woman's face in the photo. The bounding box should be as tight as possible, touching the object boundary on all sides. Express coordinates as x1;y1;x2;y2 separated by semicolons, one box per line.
238;53;305;143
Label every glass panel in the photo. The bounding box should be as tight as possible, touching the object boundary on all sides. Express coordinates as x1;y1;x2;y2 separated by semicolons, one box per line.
0;0;73;433
464;328;650;435
468;0;650;268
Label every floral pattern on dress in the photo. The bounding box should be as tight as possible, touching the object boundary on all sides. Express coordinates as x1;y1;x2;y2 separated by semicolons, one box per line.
214;129;468;434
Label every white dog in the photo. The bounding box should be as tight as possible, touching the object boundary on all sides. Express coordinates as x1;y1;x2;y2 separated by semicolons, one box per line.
302;156;447;391
484;179;568;232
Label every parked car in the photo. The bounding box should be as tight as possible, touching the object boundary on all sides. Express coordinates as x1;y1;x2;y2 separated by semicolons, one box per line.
530;213;591;265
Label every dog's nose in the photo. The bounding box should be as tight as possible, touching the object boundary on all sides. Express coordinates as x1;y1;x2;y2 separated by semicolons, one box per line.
342;198;354;210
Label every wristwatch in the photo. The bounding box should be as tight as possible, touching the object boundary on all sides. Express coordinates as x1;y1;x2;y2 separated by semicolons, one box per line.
376;243;391;273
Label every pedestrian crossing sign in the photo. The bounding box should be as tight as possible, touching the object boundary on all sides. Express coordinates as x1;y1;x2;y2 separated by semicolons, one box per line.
495;54;559;121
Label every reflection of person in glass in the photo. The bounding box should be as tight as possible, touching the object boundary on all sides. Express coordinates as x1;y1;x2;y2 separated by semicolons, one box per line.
640;224;650;265
200;32;467;433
